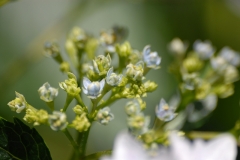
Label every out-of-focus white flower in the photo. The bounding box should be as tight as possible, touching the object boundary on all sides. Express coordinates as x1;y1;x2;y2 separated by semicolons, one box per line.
96;107;114;125
125;99;142;116
48;111;68;131
8;92;27;113
168;38;188;56
106;67;123;86
82;77;105;99
156;98;176;122
100;132;150;160
142;45;161;69
167;132;237;160
211;56;228;73
187;94;217;122
193;40;215;60
38;82;58;102
101;131;237;160
220;47;240;67
224;65;239;84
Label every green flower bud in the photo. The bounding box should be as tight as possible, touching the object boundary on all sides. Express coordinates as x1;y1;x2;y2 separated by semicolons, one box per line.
93;54;111;76
65;39;78;67
48;111;68;131
195;80;211;100
125;99;142;116
23;108;48;126
96;107;114;125
115;41;132;57
38;82;58;102
73;105;84;115
143;81;158;92
183;55;203;73
8;92;27;113
214;84;234;98
126;61;144;81
72;113;90;132
59;72;81;97
85;38;99;59
60;61;70;73
44;41;60;58
69;27;87;49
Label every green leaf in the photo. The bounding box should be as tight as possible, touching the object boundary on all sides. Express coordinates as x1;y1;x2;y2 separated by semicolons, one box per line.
0;117;52;160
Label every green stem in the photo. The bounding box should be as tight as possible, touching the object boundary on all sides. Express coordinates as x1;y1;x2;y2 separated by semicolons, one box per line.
75;94;88;112
63;129;80;159
97;96;119;110
46;101;54;111
76;125;92;159
62;94;73;112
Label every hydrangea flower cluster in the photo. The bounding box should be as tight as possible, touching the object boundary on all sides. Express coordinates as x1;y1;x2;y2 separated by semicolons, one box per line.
6;27;240;160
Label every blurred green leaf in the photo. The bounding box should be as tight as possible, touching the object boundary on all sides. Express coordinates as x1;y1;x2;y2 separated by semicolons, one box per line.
0;117;52;160
0;0;9;7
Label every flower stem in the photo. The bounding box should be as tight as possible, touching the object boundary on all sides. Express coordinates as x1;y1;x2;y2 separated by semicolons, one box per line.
62;129;80;159
62;94;73;112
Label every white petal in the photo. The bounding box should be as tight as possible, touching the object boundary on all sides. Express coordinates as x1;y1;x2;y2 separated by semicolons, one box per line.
107;67;114;78
83;77;91;89
199;134;237;160
112;132;149;160
100;79;105;91
170;132;192;160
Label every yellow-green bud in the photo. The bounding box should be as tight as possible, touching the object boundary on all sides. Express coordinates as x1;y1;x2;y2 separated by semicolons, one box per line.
71;113;90;132
93;54;111;76
143;81;158;92
115;41;132;57
128;114;150;135
59;72;81;97
60;62;70;73
8;92;27;113
183;55;203;73
73;105;84;115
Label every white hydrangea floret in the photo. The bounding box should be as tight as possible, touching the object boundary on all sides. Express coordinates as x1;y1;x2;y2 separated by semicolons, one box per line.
155;98;176;122
220;47;240;67
106;67;123;86
48;111;68;131
38;82;58;102
142;45;161;69
82;77;105;99
193;40;215;60
96;107;114;125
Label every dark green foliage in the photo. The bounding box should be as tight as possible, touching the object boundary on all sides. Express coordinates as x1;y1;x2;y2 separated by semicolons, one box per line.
0;117;52;160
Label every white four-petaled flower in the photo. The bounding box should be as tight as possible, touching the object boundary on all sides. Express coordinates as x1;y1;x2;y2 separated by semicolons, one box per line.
193;40;215;60
48;111;68;131
38;82;58;102
156;98;176;122
82;77;105;99
106;67;123;86
142;45;161;69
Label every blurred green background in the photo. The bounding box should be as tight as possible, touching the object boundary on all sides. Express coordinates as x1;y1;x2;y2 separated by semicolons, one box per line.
1;0;240;159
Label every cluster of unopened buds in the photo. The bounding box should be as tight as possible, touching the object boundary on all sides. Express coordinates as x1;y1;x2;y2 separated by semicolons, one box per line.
7;26;240;159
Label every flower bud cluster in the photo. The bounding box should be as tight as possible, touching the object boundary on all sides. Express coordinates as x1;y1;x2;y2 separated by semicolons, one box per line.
125;99;150;135
71;113;90;132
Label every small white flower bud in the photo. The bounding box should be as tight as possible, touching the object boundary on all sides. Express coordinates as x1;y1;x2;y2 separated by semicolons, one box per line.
168;38;188;55
193;40;215;60
155;98;176;122
142;45;161;69
106;67;123;86
220;47;240;67
126;61;144;81
82;77;105;99
38;82;58;102
48;111;68;131
96;107;114;125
